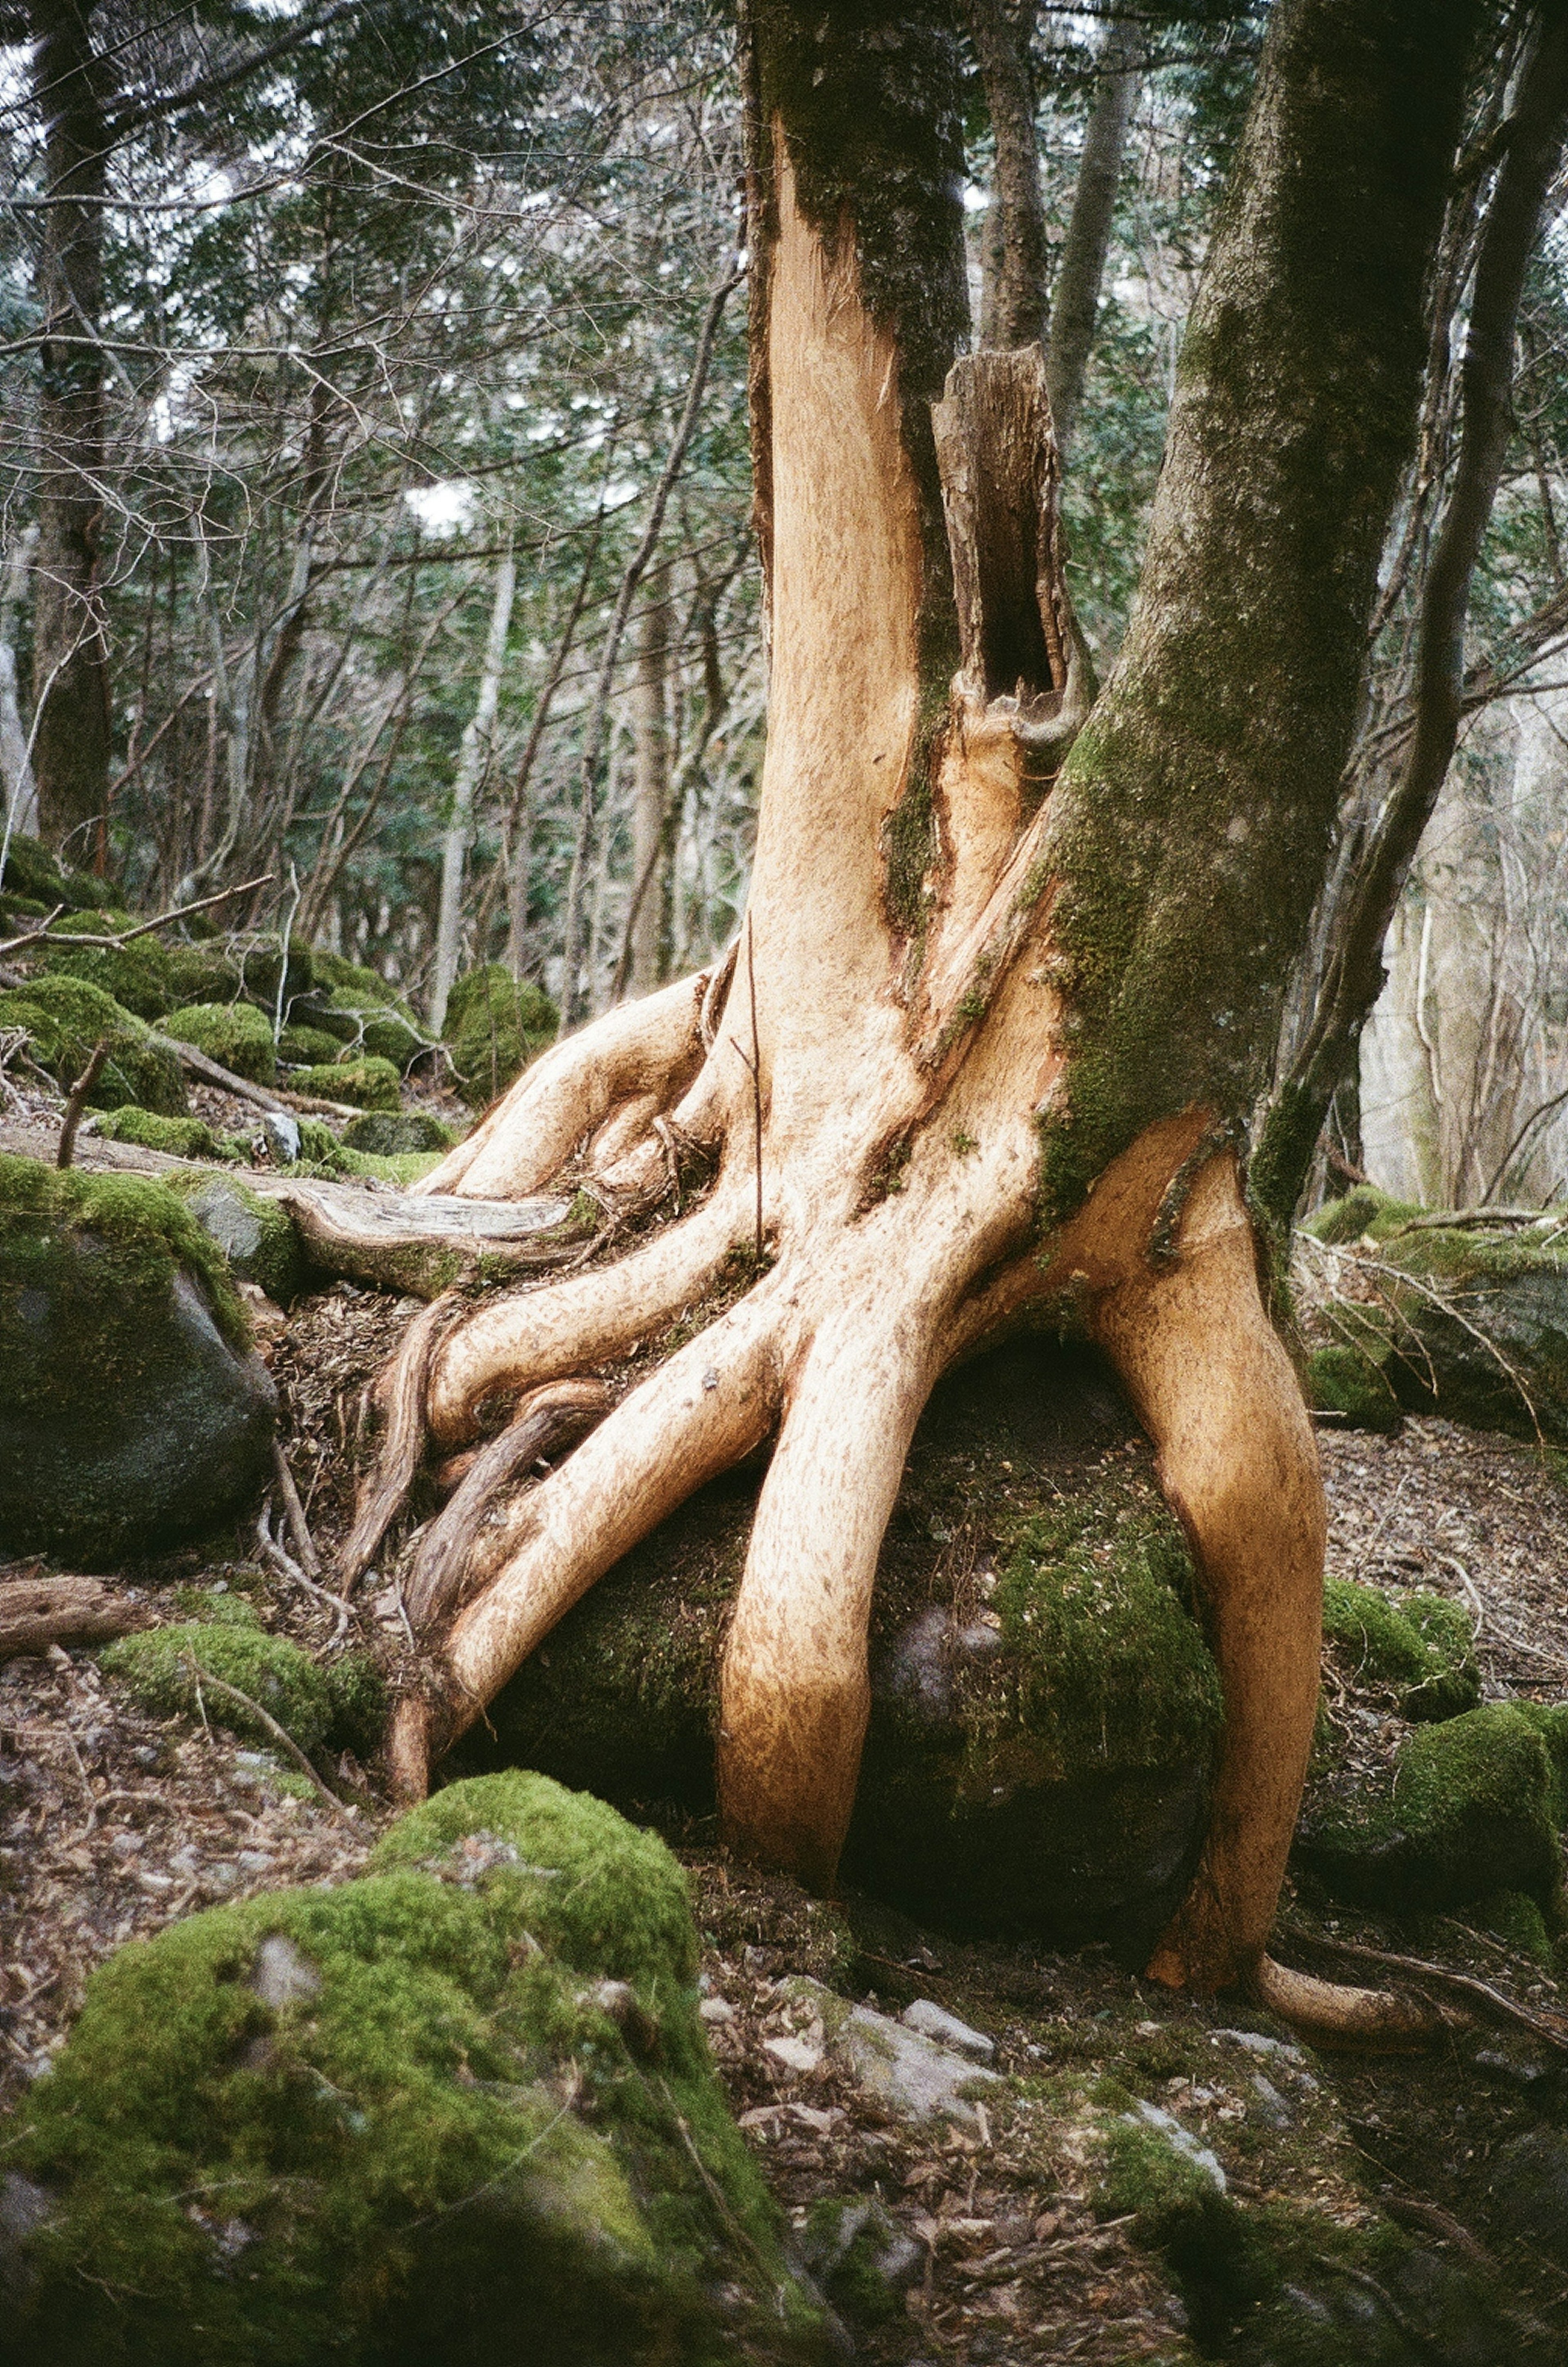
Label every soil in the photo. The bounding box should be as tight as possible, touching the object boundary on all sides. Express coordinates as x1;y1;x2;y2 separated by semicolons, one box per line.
6;1168;1568;2358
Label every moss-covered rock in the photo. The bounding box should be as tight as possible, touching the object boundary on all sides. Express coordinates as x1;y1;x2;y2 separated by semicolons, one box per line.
163;941;245;1010
466;1341;1221;1961
290;957;427;1071
276;1021;343;1066
0;831;102;912
1307;1340;1403;1432
34;909;175;1019
298;1055;402;1111
89;1107;223;1161
0;1157;274;1564
444;965;557;1106
2;1773;831;2367
341;1108;455;1156
1321;1578;1479;1720
1301;1184;1421;1246
102;1609;385;1761
165;1172;307;1305
161;1001;277;1086
1376;1221;1568;1443
0;974;187;1113
1298;1701;1568;1914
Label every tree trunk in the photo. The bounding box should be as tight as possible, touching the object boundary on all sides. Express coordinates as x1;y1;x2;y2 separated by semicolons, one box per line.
627;568;672;994
357;0;1477;2031
29;0;112;858
1044;19;1139;455
968;0;1047;349
430;545;516;1035
0;525;39;840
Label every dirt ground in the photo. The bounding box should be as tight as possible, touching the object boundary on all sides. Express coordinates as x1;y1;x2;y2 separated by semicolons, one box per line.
7;1227;1568;2359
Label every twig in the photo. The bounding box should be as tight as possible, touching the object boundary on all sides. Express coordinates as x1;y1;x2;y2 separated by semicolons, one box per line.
255;1503;354;1644
1440;1551;1486;1641
1277;1922;1568;2055
0;872;274;961
176;1650;350;1819
56;1037;109;1168
271;1440;322;1578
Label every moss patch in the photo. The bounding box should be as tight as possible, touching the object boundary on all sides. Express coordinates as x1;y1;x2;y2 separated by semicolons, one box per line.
36;909;175;1019
162;1001;278;1086
7;1774;825;2366
102;1615;384;1762
1308;1341;1402;1432
166;1172;307;1305
443;967;558;1107
0;1155;246;1357
89;1105;223;1161
299;1055;401;1112
1321;1578;1479;1721
342;1109;456;1156
0;973;187;1113
277;1021;343;1066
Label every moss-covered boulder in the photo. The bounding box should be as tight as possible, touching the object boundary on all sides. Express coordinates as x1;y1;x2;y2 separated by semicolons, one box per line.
290;955;427;1070
0;831;102;912
34;909;175;1019
1321;1578;1479;1720
165;1172;307;1305
1307;1340;1403;1433
103;1604;385;1762
341;1109;456;1156
1;1773;831;2367
276;1021;343;1067
1301;1185;1421;1247
463;1341;1221;1961
298;1055;401;1111
1379;1222;1568;1443
444;965;557;1106
161;1001;277;1086
0;974;187;1113
89;1107;223;1161
163;940;245;1010
1297;1701;1568;1914
0;1158;275;1564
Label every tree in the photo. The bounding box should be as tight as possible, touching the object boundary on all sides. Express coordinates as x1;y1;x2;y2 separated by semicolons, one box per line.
344;0;1478;2028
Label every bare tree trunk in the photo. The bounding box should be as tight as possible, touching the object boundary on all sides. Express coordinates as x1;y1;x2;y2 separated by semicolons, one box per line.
968;0;1047;349
430;545;516;1035
1044;19;1139;455
627;568;672;994
0;525;39;841
1252;3;1568;1232
29;0;111;858
353;0;1476;2042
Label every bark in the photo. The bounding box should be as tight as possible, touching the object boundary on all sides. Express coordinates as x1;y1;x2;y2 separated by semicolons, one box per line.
626;568;672;994
29;0;111;857
350;0;1477;2035
1043;19;1139;455
1252;3;1568;1233
967;0;1047;349
430;545;516;1035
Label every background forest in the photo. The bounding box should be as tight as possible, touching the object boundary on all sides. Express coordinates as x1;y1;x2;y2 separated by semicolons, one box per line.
0;0;1565;1206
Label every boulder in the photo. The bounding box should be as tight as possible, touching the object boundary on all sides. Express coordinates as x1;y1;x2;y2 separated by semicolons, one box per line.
90;1107;225;1161
0;1157;276;1564
167;1172;308;1306
161;1001;277;1086
1;1772;833;2367
35;908;174;1019
1321;1577;1480;1721
0;974;186;1113
297;1055;401;1111
341;1109;456;1156
102;1596;386;1761
0;831;102;913
463;1341;1223;1961
443;964;558;1105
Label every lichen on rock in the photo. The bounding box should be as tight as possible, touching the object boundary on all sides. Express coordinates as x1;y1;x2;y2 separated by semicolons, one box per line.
1;1772;831;2367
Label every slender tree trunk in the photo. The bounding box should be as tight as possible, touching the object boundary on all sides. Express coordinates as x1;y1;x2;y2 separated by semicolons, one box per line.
29;0;111;857
355;0;1477;2039
430;546;516;1035
0;526;39;841
968;0;1047;349
627;568;672;994
1252;3;1568;1232
1044;19;1139;455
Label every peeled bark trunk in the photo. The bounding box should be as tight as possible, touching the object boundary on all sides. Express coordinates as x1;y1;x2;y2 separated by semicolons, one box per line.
29;0;111;857
354;0;1477;2029
430;546;516;1035
0;525;38;838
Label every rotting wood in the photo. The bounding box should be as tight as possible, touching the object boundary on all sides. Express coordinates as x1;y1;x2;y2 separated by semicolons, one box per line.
0;1575;149;1663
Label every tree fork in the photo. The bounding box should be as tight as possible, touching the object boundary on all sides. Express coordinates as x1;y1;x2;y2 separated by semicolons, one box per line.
367;0;1479;2037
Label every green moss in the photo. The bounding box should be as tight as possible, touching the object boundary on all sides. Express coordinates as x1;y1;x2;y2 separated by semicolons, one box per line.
1307;1342;1402;1432
342;1109;456;1156
299;1056;402;1112
161;1001;277;1085
1477;1887;1554;1968
325;1655;389;1760
165;1171;307;1305
163;941;243;1008
984;1471;1223;1788
89;1106;223;1161
444;967;558;1108
0;973;187;1113
102;1621;337;1757
1301;1184;1421;1245
1321;1578;1479;1721
0;1155;247;1364
8;1775;824;2365
276;1021;344;1065
36;909;175;1019
0;831;102;910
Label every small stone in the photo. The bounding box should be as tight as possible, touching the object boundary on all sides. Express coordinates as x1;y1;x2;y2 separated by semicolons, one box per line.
900;1997;995;2062
134;1870;173;1894
261;1111;301;1165
765;2033;824;2076
840;2002;1001;2129
699;1996;735;2024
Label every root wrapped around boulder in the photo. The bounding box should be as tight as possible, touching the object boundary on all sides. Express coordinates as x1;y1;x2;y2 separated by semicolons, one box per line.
1;1773;833;2367
0;1157;275;1564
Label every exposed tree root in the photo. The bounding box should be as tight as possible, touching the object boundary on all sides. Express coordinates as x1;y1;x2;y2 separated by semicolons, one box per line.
339;1292;467;1590
1249;1954;1461;2052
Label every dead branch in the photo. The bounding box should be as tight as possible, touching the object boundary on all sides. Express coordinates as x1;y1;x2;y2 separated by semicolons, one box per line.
0;872;274;961
154;1032;363;1120
0;1574;149;1662
270;1438;322;1577
56;1037;109;1167
177;1651;352;1819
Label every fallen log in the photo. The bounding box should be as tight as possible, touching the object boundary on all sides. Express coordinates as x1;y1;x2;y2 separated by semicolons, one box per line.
150;1032;364;1121
0;1575;150;1662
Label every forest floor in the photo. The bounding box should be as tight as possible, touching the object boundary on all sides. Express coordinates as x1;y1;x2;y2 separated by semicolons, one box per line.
7;1121;1568;2360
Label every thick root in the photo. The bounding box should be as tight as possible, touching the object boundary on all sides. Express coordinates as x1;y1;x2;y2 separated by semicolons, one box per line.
420;970;711;1201
1249;1955;1461;2051
425;1190;744;1445
434;1295;783;1750
339;1292;467;1591
405;1378;611;1627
